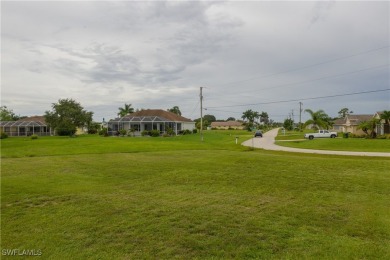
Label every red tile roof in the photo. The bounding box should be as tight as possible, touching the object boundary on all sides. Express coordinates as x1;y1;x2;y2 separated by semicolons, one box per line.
123;109;193;122
17;116;46;124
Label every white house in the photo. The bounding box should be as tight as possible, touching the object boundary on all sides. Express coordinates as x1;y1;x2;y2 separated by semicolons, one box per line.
108;109;195;136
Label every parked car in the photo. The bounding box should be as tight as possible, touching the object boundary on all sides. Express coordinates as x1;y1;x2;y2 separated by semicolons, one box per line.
254;130;263;137
304;130;338;140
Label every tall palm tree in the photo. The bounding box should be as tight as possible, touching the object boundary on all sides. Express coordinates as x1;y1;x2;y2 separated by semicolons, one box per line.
242;109;259;131
304;109;330;129
117;103;134;117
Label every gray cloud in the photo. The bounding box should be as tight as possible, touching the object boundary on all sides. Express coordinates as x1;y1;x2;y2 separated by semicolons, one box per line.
1;1;388;121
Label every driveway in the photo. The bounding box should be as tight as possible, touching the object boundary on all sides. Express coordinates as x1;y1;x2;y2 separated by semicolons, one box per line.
242;128;390;157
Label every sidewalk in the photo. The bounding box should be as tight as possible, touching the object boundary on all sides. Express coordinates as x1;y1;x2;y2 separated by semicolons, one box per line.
242;128;390;157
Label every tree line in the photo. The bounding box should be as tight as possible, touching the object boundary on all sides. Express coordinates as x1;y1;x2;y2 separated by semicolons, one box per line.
1;101;389;138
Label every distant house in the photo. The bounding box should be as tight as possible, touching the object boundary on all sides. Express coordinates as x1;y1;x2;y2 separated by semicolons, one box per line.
210;121;244;130
0;116;52;136
108;109;195;136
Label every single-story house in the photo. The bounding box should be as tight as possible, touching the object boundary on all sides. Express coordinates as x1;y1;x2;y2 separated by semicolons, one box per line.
210;121;244;130
0;116;52;136
332;113;390;135
108;109;195;136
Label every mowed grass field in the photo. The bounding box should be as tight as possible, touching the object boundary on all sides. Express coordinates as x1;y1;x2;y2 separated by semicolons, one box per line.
1;131;390;259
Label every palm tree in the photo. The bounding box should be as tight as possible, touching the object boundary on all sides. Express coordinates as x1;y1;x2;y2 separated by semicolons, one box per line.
304;109;330;129
358;118;380;138
380;110;390;134
117;103;134;117
242;109;259;131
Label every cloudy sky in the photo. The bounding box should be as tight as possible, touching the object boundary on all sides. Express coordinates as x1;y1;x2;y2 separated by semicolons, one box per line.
1;1;389;122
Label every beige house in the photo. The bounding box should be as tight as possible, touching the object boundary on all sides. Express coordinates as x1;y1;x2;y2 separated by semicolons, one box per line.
332;112;390;135
210;121;244;130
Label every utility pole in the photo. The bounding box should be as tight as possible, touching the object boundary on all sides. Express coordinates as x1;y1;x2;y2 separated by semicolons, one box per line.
200;87;203;141
299;102;303;131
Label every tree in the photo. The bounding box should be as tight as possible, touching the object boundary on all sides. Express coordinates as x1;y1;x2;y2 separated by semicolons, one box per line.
45;99;93;136
118;103;134;117
203;114;216;123
242;109;259;131
196;120;209;130
259;111;269;125
379;110;390;134
338;108;353;118
358;118;380;138
167;106;181;116
0;106;20;121
226;117;236;121
283;118;294;131
304;109;330;129
87;122;101;134
380;110;390;125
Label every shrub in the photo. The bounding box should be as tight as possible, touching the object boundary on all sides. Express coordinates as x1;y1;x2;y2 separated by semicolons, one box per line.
0;132;8;139
56;124;77;136
88;129;98;134
141;130;150;136
150;130;160;137
166;127;175;136
99;128;109;137
31;134;38;140
192;129;197;134
119;129;127;137
182;129;192;135
376;134;390;139
162;133;170;138
349;133;366;138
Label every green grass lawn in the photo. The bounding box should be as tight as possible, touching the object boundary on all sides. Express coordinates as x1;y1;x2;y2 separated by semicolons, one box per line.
2;131;390;259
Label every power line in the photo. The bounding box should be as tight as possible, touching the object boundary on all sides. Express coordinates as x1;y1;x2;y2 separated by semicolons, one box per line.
212;45;389;88
240;64;388;94
207;63;388;100
206;88;390;109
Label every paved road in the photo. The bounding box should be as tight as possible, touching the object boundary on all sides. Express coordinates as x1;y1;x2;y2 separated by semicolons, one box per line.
242;128;390;157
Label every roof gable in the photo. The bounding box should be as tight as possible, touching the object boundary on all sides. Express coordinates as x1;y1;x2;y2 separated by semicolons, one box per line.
345;114;373;125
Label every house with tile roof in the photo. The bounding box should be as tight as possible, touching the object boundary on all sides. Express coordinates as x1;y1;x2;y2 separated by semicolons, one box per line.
0;116;52;136
332;113;389;135
107;109;195;136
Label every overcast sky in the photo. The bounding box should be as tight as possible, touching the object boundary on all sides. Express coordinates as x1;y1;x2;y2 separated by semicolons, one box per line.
1;1;389;122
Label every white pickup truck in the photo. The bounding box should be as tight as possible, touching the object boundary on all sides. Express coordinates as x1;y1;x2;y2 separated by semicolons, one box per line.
304;130;338;140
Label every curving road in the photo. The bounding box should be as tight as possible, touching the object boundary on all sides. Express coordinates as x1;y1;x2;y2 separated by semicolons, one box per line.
242;128;390;157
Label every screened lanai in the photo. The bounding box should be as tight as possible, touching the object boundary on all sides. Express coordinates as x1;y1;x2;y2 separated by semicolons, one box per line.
107;109;195;136
0;121;51;136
